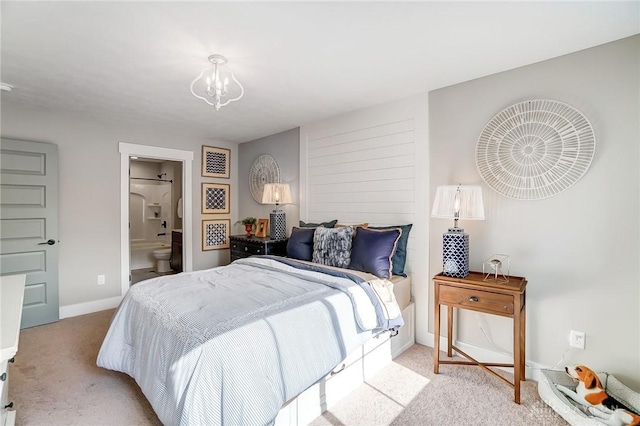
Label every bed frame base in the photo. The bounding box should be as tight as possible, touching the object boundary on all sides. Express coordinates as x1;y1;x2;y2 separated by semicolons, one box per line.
275;302;415;425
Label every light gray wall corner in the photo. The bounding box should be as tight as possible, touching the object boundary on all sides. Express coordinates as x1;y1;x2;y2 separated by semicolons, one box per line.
428;35;640;388
237;128;300;237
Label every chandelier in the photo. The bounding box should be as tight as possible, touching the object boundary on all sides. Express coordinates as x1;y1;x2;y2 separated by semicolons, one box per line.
190;54;244;111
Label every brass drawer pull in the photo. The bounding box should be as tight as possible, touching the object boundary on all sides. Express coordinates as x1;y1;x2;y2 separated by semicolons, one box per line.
468;296;479;302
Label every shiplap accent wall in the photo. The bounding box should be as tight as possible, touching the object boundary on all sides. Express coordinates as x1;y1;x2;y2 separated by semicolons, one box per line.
305;119;415;226
300;94;430;344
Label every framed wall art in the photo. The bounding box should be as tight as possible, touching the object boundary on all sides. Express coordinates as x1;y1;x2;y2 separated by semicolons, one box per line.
202;146;230;178
476;99;595;200
249;154;280;203
202;183;230;214
255;218;269;238
202;219;231;251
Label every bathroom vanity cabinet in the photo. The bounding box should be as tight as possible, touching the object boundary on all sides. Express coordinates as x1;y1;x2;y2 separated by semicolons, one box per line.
171;230;182;272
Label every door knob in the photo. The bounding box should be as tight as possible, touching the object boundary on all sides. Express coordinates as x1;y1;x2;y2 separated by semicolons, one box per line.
38;239;56;246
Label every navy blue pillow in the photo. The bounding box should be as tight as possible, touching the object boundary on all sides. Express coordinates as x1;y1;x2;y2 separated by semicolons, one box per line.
370;224;412;277
299;219;337;228
286;227;316;261
349;227;401;279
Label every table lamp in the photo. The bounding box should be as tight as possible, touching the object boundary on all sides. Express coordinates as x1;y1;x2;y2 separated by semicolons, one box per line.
431;185;485;278
262;183;292;240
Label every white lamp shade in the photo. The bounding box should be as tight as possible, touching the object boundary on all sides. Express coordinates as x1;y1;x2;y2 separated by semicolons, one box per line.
431;185;485;220
261;183;292;205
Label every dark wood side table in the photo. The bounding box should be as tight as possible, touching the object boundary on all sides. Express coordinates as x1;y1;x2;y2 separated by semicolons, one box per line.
229;235;288;262
433;271;527;403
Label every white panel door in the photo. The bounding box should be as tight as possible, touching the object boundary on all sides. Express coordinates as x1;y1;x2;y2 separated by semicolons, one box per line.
0;139;59;328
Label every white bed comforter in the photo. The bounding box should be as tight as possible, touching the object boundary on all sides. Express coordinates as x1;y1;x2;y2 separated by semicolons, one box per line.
97;257;402;426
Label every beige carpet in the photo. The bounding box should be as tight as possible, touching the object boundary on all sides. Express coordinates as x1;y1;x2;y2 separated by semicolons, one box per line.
9;309;567;425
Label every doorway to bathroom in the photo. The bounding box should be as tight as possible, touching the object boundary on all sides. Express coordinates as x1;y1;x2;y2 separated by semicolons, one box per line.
119;143;194;297
129;158;183;284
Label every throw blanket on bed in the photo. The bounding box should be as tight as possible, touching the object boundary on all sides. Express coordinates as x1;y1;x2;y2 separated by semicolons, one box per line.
97;256;403;426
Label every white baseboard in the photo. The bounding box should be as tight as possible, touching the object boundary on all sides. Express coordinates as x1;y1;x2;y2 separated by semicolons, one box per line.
59;296;122;319
424;332;550;383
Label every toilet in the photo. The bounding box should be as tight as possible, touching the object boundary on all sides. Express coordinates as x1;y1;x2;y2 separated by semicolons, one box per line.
152;248;172;273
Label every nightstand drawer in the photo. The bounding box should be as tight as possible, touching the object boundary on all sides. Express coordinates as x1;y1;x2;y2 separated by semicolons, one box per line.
439;285;514;315
231;241;265;256
229;235;288;263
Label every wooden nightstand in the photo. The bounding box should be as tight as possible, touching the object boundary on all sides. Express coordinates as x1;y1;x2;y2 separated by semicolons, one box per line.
229;235;288;262
433;271;527;403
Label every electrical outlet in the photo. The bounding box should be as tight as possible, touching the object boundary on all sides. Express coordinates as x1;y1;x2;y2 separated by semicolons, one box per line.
97;274;106;285
569;330;585;349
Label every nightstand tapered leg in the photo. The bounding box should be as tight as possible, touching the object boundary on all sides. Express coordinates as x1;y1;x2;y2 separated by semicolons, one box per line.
520;302;526;377
447;305;453;357
433;284;440;374
514;297;523;404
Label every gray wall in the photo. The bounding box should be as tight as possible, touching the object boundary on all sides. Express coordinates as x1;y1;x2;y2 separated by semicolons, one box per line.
0;103;238;308
429;35;639;387
237;128;300;236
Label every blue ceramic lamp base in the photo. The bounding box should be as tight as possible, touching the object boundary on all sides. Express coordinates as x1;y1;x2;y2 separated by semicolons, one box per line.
269;211;287;240
442;227;469;278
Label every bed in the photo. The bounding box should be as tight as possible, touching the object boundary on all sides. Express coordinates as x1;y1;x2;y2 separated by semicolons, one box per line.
97;255;409;426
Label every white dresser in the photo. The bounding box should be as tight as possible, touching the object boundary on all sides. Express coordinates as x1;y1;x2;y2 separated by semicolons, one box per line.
1;274;26;426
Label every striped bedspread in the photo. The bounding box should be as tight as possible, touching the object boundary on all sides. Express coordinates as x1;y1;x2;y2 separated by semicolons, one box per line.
97;256;403;426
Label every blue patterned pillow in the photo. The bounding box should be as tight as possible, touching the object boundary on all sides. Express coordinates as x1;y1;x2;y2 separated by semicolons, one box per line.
312;226;354;268
350;227;402;279
286;227;316;261
300;219;338;228
369;224;412;277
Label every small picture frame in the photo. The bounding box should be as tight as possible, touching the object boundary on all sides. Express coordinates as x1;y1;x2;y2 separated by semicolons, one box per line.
202;146;230;178
202;183;230;214
202;219;231;251
255;218;269;238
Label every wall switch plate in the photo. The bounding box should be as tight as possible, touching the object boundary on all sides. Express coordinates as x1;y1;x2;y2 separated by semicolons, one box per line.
98;274;106;285
569;330;585;349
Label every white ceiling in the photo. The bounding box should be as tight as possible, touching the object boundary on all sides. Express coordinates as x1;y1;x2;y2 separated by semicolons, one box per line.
2;1;638;143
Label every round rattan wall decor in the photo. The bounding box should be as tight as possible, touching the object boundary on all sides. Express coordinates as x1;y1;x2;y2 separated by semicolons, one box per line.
249;154;280;203
475;99;595;200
